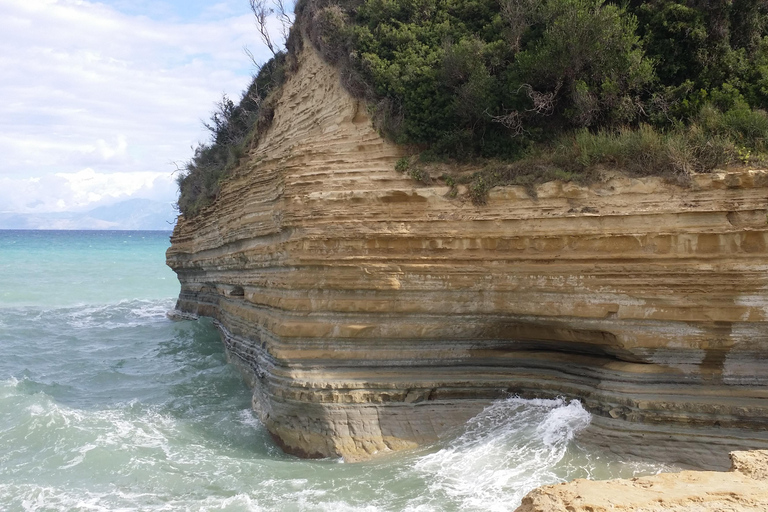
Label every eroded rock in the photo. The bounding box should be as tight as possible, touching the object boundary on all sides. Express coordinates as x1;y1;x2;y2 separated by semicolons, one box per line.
515;450;768;512
167;45;768;464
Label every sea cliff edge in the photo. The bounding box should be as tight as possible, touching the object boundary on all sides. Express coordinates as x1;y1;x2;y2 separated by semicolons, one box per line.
167;45;768;468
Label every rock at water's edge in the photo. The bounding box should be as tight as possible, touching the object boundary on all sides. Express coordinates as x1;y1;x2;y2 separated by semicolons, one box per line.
515;450;768;512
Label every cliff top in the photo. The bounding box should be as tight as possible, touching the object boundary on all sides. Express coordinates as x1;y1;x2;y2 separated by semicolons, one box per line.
175;0;768;216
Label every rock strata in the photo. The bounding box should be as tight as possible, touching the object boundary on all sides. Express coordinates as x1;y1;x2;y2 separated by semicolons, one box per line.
167;44;768;464
515;450;768;512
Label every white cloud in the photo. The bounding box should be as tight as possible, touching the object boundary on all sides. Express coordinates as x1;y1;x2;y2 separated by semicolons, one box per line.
55;168;174;205
0;169;177;213
0;0;287;213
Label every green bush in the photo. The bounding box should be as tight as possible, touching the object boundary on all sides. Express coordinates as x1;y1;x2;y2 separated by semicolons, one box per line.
297;0;768;157
301;0;655;157
176;53;289;217
178;0;768;215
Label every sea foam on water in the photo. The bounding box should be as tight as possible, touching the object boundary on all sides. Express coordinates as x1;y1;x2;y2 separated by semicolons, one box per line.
0;231;670;511
409;398;592;511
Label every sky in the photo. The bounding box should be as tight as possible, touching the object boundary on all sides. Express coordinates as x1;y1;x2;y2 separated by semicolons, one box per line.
0;0;287;215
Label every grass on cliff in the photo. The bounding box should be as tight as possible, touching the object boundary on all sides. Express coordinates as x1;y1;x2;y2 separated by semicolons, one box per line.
298;0;768;199
396;104;768;204
175;51;293;217
300;0;768;155
176;0;768;216
448;108;768;204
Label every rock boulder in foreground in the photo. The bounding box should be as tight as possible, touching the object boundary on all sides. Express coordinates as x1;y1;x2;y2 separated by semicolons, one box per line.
167;46;768;466
515;450;768;512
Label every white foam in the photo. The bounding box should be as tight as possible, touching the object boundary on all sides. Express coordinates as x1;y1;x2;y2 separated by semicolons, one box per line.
299;500;380;512
411;397;591;511
237;409;262;429
60;443;97;470
127;300;176;321
0;377;20;398
53;299;176;330
538;399;591;446
2;483;271;512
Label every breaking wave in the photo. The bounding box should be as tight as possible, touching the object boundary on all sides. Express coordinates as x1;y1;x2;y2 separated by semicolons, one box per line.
0;230;671;511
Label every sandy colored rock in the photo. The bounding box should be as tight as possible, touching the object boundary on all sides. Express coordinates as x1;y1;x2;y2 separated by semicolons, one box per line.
515;450;768;512
167;43;768;464
730;449;768;480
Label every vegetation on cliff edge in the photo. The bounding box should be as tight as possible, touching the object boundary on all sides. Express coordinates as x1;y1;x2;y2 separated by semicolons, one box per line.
175;51;291;217
176;0;768;215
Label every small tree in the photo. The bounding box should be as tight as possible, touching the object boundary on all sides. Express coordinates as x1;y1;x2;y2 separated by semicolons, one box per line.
249;0;293;57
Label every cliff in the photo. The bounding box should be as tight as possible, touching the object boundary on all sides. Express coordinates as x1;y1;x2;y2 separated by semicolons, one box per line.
515;450;768;511
167;45;768;466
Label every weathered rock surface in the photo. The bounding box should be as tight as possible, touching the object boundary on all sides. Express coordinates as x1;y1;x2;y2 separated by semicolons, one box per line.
167;45;768;464
515;450;768;512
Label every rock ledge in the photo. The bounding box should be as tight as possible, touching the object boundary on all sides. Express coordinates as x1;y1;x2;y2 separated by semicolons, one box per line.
516;450;768;512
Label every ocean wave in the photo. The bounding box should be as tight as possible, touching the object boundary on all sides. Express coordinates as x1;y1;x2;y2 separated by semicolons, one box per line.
408;397;591;511
0;336;673;512
1;385;268;500
0;387;674;512
58;299;177;329
0;484;272;512
0;377;20;398
0;388;176;476
237;408;261;429
1;298;178;330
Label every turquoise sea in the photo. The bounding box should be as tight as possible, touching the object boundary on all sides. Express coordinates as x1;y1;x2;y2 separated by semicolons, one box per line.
0;230;668;511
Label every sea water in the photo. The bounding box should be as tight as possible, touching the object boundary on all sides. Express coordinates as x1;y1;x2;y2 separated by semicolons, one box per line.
0;230;669;511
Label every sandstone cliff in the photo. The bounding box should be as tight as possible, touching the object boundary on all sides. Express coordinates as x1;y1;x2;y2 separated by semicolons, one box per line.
515;450;768;512
167;44;768;466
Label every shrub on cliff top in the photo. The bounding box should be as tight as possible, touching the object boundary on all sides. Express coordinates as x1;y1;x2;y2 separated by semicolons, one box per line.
301;0;655;157
176;53;288;217
178;0;768;216
298;0;768;160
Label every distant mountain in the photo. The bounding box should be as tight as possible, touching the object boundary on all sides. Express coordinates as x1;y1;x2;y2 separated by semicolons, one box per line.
85;198;178;230
0;199;178;230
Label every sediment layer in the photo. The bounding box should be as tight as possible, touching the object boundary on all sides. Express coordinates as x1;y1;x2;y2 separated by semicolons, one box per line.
167;45;768;465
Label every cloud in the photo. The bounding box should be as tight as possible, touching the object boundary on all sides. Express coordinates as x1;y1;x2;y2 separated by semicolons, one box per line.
0;0;287;213
0;169;177;213
55;168;175;205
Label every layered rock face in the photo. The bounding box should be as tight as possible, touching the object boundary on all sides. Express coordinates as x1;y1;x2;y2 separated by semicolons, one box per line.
515;450;768;512
167;46;768;465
